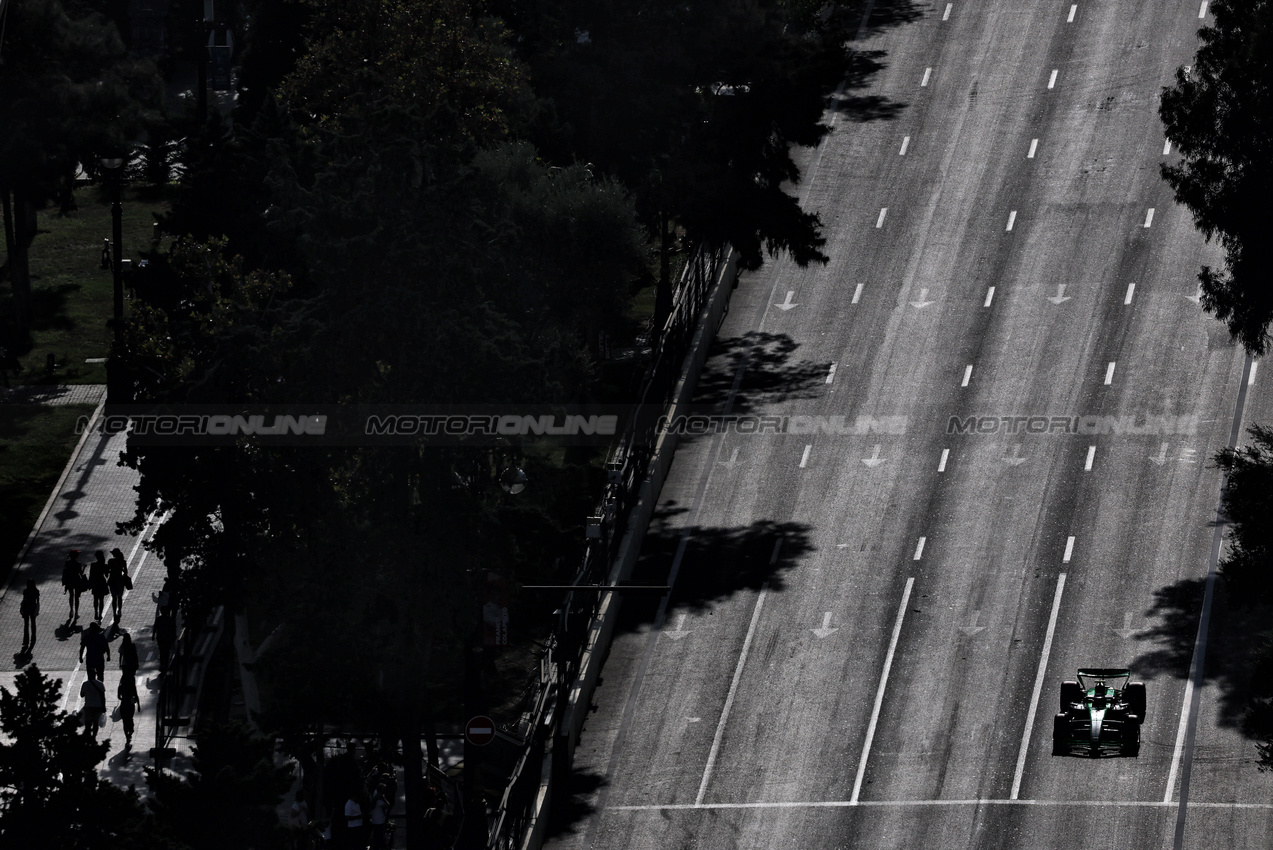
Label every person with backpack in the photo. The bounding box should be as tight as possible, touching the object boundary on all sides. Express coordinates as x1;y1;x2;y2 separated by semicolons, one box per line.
62;550;85;620
19;579;39;650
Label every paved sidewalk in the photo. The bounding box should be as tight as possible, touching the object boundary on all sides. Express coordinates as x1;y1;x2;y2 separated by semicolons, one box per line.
0;403;194;786
0;383;108;405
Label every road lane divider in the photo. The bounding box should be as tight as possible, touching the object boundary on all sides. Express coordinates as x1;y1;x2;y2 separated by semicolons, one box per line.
696;583;770;805
1105;362;1116;385
1010;572;1068;799
851;576;915;803
961;365;973;387
899;135;910;155
1063;536;1075;563
1048;69;1058;89
1028;139;1038;159
913;537;926;561
1085;446;1096;471
1067;4;1076;22
1006;210;1017;231
938;449;949;472
984;286;995;307
921;68;932;87
1125;283;1135;305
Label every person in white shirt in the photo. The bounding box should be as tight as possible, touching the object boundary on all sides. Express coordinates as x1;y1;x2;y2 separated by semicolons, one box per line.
344;797;364;849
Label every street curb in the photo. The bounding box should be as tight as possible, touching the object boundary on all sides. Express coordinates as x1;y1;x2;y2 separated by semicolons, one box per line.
1;394;108;604
535;248;739;846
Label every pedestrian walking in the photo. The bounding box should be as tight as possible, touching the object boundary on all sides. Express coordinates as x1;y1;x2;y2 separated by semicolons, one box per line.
154;610;176;673
368;784;390;850
117;674;140;747
343;796;365;850
118;631;139;676
62;549;85;619
107;548;130;618
79;621;110;682
89;550;109;621
80;675;106;737
20;579;40;649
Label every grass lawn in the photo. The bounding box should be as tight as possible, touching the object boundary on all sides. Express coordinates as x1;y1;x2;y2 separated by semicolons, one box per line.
1;185;169;385
0;403;99;583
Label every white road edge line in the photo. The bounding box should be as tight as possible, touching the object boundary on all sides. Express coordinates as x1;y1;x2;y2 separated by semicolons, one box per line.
1010;572;1067;799
851;576;915;803
696;584;769;805
938;449;949;473
1166;675;1196;803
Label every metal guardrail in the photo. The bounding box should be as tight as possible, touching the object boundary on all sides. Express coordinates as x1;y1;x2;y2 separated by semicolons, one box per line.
484;243;725;849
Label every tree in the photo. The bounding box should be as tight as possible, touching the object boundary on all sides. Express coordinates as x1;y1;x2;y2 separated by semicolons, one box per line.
1214;424;1273;605
0;665;148;848
144;721;293;850
0;0;159;338
1159;0;1273;355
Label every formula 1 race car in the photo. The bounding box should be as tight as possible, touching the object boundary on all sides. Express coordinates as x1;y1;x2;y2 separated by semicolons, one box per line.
1052;668;1145;757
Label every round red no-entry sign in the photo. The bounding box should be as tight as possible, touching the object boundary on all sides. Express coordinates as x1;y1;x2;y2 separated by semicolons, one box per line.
465;715;496;746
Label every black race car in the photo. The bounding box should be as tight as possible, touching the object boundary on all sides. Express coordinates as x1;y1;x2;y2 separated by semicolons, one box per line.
1052;668;1145;757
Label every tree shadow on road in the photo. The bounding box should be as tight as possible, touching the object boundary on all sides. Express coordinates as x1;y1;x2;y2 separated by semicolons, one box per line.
688;331;832;416
1130;576;1271;734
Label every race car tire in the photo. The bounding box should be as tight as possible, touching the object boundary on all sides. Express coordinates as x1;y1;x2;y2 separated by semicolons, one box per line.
1061;681;1082;711
1127;682;1146;719
1121;724;1141;757
1053;713;1069;755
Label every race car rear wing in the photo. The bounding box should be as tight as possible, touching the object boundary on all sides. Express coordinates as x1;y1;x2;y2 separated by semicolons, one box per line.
1077;667;1131;677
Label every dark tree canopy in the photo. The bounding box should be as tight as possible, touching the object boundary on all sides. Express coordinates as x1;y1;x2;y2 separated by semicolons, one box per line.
1160;0;1273;355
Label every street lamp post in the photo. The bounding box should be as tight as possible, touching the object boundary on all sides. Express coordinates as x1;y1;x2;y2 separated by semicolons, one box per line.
98;154;126;400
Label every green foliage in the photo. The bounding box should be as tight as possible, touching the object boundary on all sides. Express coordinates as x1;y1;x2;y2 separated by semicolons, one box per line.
1215;424;1273;605
1159;0;1273;355
144;721;292;850
0;665;148;848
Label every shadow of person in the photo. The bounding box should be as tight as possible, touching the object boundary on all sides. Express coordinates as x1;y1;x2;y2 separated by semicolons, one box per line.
12;649;32;668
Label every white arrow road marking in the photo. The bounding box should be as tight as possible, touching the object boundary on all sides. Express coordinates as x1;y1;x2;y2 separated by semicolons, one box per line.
1150;443;1169;466
1186;286;1202;304
813;612;839;639
776;290;799;311
910;287;935;308
959;610;986;636
862;445;887;468
1004;445;1027;466
852;283;863;304
1048;284;1071;305
687;717;701;723
664;613;692;640
718;447;741;469
1112;612;1139;639
799;445;812;468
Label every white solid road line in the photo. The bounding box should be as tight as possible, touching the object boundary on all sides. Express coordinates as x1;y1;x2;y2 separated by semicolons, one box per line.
1166;674;1196;803
799;445;812;468
1027;139;1038;159
899;135;910;155
938;449;949;472
1048;69;1058;89
611;799;1273;812
877;207;888;228
826;363;837;384
1006;210;1017;231
961;364;973;387
913;538;926;560
851;576;915;803
921;67;932;87
1125;283;1135;305
1085;446;1096;471
1011;572;1067;799
984;286;995;307
697;584;769;805
1063;536;1075;563
1144;208;1155;228
1067;4;1076;22
1105;361;1116;385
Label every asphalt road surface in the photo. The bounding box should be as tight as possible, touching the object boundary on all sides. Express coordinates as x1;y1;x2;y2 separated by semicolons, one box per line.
545;2;1270;849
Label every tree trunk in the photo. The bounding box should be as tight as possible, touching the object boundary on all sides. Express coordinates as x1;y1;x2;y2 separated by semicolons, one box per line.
10;191;35;336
